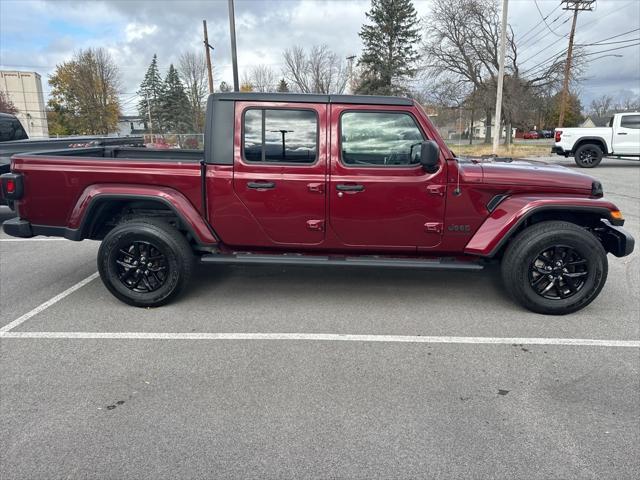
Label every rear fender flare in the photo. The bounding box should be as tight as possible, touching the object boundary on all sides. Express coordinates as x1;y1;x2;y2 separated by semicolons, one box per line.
573;136;609;155
68;184;218;245
464;195;621;257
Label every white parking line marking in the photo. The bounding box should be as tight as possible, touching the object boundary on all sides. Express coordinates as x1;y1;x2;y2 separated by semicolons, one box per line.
0;238;69;242
0;272;99;333
0;331;638;347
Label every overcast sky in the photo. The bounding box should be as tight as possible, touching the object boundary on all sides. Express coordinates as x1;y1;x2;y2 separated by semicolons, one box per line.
1;0;638;114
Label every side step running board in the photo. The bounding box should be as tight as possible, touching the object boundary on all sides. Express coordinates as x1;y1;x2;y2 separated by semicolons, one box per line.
200;253;484;271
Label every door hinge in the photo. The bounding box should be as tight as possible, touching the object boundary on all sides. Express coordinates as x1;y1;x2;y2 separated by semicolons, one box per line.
307;182;324;194
424;222;443;233
307;219;325;232
427;185;446;196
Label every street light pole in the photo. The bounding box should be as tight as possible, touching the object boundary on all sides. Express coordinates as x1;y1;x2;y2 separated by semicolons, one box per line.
492;0;509;155
228;0;239;92
271;129;293;158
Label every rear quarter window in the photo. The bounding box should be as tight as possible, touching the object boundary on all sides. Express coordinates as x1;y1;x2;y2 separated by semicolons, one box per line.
0;116;28;142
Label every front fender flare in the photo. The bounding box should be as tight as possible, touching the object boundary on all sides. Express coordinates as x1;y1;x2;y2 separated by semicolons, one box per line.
464;195;620;257
68;183;218;245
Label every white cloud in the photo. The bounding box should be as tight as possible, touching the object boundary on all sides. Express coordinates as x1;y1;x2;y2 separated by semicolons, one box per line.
1;0;638;115
124;23;158;42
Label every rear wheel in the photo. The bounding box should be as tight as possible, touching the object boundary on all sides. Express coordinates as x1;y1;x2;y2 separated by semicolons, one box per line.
574;143;603;168
501;221;608;315
97;217;194;307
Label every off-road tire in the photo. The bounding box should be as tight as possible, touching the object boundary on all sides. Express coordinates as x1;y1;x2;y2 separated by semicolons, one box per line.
98;217;194;307
501;221;608;315
574;143;603;168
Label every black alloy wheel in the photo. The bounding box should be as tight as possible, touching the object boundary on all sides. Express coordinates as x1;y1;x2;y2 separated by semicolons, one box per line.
574;143;603;168
98;217;194;307
578;148;597;165
115;240;169;293
528;245;588;300
501;220;608;315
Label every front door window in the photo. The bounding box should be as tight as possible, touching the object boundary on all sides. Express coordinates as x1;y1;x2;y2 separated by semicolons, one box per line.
341;111;424;167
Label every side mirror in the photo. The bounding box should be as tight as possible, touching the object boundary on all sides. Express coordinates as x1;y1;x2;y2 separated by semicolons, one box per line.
420;140;440;173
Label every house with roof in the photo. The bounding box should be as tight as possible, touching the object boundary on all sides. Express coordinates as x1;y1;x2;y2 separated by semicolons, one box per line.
580;115;611;128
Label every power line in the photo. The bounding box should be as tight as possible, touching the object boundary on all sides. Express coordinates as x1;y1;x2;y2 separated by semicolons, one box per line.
519;11;571;50
558;0;595;127
534;0;569;38
517;3;561;44
582;42;640;56
521;27;640;76
576;27;640;46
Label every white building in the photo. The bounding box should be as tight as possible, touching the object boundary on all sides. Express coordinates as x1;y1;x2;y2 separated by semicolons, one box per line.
0;70;49;138
117;115;147;137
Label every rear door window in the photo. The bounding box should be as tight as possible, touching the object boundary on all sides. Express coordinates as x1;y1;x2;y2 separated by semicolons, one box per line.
620;115;640;129
242;108;317;164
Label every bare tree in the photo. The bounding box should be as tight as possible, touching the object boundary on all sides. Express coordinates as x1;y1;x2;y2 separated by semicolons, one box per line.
178;51;208;132
247;65;277;93
282;45;348;94
589;95;614;117
614;92;640;112
420;0;584;143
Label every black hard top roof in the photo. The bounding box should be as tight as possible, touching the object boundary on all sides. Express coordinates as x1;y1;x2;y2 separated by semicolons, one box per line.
211;92;414;106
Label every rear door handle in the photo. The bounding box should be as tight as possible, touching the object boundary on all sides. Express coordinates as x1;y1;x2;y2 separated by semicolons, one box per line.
617;132;628;135
247;181;275;189
336;184;364;192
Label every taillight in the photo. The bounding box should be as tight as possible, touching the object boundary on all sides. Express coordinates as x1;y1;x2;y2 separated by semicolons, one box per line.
555;130;562;142
1;173;23;200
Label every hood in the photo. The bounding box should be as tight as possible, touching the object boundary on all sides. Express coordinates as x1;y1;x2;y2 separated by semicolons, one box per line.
476;158;595;191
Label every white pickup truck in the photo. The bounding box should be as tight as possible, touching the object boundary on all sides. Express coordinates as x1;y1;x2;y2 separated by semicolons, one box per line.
552;112;640;167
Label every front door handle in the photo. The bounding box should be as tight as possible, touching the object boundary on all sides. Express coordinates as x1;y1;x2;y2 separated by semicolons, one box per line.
336;184;364;192
247;181;275;189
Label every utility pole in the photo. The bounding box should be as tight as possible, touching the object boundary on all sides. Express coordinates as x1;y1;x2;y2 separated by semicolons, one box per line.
492;0;509;154
346;55;356;94
203;20;214;94
558;0;594;127
228;0;239;91
469;83;476;145
145;93;153;142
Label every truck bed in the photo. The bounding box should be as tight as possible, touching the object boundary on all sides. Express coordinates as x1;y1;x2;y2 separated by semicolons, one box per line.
23;146;203;162
9;147;204;226
0;136;145;166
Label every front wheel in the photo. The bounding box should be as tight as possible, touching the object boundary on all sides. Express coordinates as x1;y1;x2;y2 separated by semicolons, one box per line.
574;143;603;168
97;217;194;307
501;221;608;315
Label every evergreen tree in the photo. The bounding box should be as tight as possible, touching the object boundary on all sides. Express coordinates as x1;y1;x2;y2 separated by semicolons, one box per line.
546;91;584;128
276;79;290;93
219;81;232;92
356;0;421;95
159;64;192;133
138;54;164;133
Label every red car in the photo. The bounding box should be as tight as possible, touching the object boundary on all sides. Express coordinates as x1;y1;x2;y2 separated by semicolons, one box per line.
523;130;540;139
2;92;634;314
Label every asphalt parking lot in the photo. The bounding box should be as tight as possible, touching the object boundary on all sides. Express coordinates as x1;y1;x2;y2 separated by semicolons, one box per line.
1;156;638;479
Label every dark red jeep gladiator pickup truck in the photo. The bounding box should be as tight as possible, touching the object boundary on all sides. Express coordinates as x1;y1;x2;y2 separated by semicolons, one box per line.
1;93;634;314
